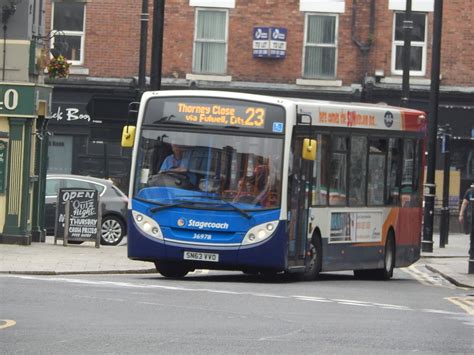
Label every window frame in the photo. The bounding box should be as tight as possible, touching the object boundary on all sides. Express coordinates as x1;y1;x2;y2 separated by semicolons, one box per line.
51;1;86;66
192;7;229;75
391;11;428;76
302;12;339;79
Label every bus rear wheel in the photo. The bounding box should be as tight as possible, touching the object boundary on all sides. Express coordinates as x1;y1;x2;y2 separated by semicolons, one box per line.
354;233;395;280
377;233;395;280
154;261;189;278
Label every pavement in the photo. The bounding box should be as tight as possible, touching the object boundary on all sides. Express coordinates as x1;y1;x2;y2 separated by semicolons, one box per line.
0;233;473;288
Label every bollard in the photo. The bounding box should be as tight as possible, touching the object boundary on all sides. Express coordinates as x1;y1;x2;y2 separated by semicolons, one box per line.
469;196;474;274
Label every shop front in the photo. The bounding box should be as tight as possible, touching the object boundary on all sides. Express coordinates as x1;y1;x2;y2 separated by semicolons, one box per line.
48;89;134;193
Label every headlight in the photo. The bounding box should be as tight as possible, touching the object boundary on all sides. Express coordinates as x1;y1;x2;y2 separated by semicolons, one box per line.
132;211;163;240
242;221;278;245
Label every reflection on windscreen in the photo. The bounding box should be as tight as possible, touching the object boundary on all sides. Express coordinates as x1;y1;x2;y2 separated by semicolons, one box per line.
134;130;283;209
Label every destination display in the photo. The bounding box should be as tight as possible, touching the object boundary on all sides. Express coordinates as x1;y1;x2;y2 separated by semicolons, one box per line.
144;97;286;134
170;102;266;129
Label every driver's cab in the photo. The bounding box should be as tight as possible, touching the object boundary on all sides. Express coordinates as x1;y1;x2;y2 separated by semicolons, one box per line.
148;143;223;192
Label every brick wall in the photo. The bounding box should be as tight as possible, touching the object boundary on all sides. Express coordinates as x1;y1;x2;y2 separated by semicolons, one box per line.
44;0;473;88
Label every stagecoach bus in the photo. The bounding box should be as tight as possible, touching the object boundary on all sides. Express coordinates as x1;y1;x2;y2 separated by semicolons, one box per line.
122;90;426;280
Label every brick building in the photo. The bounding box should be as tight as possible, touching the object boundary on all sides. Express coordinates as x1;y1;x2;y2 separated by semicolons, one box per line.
43;0;473;201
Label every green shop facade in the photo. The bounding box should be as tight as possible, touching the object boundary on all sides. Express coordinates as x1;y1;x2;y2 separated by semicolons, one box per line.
0;82;52;245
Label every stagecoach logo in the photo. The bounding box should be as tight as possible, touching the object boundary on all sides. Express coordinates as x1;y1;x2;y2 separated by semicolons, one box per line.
177;218;229;230
177;218;187;227
384;111;394;128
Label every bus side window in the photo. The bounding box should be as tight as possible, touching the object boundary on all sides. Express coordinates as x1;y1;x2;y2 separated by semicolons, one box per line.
349;136;367;206
329;136;348;206
367;138;387;205
386;138;401;205
312;134;329;206
401;139;415;207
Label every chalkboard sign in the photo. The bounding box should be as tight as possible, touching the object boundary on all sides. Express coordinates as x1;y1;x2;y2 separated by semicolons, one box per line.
54;188;101;247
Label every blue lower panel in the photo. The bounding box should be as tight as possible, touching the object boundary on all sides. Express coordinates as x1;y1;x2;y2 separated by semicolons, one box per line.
322;240;420;271
128;220;288;271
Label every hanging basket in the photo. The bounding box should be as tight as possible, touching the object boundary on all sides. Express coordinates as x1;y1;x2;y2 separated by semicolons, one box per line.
47;55;71;79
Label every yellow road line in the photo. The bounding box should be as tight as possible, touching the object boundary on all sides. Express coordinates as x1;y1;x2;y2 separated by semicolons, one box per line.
446;297;474;315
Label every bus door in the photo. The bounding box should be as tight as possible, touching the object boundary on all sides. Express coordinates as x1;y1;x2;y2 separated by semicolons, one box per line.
287;134;314;269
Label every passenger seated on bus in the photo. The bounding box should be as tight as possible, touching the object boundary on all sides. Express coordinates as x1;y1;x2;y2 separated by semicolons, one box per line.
253;156;269;190
233;176;255;203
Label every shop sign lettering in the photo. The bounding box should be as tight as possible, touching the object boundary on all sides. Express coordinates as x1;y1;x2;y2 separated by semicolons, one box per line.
52;106;91;122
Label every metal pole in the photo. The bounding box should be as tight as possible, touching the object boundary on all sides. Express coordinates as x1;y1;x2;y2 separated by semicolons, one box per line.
422;0;444;253
138;0;149;93
401;0;413;107
439;125;450;248
150;0;165;91
469;196;474;274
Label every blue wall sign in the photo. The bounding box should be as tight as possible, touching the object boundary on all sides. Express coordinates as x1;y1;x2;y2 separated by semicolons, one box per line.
253;27;287;59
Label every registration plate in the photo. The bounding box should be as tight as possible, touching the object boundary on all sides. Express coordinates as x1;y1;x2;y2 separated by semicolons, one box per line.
184;251;219;262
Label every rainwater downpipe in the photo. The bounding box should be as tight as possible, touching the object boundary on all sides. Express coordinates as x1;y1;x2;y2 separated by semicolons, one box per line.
351;0;376;77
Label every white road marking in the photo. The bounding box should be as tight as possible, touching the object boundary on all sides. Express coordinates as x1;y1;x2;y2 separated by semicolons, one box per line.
1;274;468;318
0;319;16;330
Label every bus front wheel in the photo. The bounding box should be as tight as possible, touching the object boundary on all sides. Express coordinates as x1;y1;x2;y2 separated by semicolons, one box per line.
300;235;322;281
154;261;189;278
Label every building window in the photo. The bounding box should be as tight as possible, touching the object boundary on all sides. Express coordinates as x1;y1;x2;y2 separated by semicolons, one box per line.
52;1;86;65
303;13;338;79
193;8;228;75
391;12;427;76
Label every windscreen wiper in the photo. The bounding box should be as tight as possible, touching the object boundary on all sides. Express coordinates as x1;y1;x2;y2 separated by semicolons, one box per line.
134;196;195;212
179;195;252;219
134;196;166;206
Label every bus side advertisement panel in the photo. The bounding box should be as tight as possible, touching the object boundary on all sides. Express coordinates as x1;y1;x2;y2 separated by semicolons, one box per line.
329;211;382;244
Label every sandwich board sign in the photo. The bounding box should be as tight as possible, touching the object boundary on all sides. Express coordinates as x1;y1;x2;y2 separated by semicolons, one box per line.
54;188;101;248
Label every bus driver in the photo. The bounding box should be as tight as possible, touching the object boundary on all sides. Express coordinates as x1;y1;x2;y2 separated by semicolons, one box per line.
160;144;189;172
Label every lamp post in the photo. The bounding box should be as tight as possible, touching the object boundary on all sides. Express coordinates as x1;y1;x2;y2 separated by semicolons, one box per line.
469;194;474;274
438;124;451;248
138;0;149;96
150;0;165;91
422;0;444;252
401;0;413;107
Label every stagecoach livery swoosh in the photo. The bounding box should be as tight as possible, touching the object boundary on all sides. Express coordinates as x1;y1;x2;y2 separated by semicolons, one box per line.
351;208;399;247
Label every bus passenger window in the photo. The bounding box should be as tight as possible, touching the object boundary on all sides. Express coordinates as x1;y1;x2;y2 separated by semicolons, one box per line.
368;139;387;205
349;136;367;206
386;138;401;205
401;139;415;206
312;134;329;205
329;136;348;206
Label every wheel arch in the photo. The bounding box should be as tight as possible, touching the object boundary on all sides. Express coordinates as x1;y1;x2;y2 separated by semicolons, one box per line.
311;227;323;268
101;211;127;228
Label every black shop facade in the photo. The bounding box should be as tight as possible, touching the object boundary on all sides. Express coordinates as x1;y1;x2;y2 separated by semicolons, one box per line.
47;87;134;193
